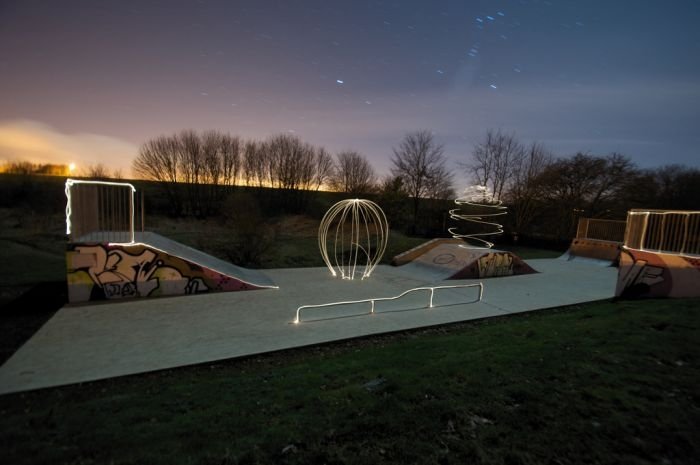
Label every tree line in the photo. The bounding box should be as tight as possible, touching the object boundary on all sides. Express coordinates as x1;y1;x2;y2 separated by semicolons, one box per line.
129;127;698;241
465;129;700;240
132;130;381;216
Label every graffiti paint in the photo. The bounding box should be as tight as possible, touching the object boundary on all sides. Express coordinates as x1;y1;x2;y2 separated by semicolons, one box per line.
67;242;264;303
397;242;537;280
616;248;700;298
477;252;514;277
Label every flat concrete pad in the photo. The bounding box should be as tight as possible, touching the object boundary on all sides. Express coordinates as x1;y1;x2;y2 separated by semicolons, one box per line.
0;259;617;394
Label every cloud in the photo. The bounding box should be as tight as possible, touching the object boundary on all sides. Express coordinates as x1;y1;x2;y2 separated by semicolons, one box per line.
0;119;138;174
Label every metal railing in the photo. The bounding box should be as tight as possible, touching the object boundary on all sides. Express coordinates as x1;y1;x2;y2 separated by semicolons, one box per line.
294;283;484;324
576;217;627;242
624;209;700;256
65;179;144;243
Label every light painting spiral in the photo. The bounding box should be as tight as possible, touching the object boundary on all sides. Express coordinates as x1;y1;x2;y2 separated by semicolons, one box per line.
448;185;507;249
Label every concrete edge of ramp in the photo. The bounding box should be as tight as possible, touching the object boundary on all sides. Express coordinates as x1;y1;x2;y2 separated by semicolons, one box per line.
562;238;621;263
391;238;465;266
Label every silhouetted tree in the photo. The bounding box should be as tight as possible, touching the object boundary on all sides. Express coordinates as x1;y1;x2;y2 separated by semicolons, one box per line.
378;175;410;231
83;163;110;180
504;142;553;235
391;130;452;231
314;147;335;191
2;161;69;176
330;151;377;195
132;134;182;214
219;134;242;187
243;139;267;188
133;130;243;216
466;129;524;201
536;153;636;239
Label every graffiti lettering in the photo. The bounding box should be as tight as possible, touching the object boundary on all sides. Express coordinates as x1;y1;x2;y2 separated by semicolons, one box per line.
67;244;210;301
477;253;514;277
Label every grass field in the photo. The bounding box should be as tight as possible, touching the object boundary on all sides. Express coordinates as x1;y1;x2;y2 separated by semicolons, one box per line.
0;298;698;465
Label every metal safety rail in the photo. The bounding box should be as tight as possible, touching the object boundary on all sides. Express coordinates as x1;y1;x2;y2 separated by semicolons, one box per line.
624;209;700;256
576;218;626;242
294;283;484;324
65;179;144;244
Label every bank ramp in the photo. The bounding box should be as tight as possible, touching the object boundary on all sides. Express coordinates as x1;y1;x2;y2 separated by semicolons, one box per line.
392;239;537;281
67;231;277;303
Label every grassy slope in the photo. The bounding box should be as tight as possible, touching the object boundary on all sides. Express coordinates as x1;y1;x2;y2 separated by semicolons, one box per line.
0;298;698;465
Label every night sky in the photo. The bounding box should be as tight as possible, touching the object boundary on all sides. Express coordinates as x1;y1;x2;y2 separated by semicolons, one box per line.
1;0;699;176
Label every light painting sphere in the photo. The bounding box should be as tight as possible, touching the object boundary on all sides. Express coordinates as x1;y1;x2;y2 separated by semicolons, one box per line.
318;199;389;280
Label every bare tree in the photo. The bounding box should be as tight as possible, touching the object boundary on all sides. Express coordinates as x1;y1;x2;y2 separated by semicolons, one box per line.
201;130;223;187
313;147;335;191
132;134;182;214
391;130;452;229
243;139;267;188
330;151;377;195
651;165;700;210
133;135;179;183
199;130;227;214
424;164;455;200
504;142;553;235
220;134;241;187
133;130;241;216
176;130;205;216
536;153;636;238
3;161;70;175
83;163;110;179
466;129;524;201
266;133;316;190
263;133;322;210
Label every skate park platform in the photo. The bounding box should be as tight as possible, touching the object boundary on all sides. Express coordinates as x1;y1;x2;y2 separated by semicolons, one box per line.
0;257;617;395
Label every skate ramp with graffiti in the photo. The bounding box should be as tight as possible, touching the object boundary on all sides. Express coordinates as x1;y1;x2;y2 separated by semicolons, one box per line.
392;240;537;281
67;232;277;303
616;248;700;298
614;209;700;298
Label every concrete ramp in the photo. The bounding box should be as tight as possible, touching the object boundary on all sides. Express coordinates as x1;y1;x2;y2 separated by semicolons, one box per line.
616;247;700;298
560;238;620;264
393;241;537;281
391;238;465;266
67;232;277;303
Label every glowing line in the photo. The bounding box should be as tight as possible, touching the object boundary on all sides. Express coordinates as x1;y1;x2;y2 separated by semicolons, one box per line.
621;245;700;260
294;283;484;324
448;185;507;249
65;178;136;242
319;199;389;280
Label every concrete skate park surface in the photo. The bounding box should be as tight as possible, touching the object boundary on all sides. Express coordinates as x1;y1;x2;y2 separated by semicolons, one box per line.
0;258;617;394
